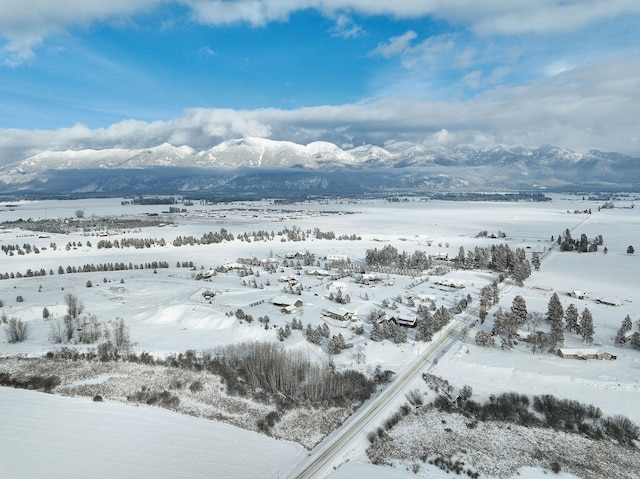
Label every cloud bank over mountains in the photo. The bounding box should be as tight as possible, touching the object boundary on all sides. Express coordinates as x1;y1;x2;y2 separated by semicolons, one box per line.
2;56;639;165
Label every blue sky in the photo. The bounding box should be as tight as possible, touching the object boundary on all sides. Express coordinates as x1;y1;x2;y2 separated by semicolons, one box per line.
1;1;640;163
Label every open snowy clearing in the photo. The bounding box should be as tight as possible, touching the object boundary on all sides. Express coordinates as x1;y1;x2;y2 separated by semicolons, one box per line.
1;194;639;478
0;386;305;479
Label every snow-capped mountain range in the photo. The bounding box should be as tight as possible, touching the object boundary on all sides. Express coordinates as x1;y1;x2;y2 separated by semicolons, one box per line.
1;138;638;195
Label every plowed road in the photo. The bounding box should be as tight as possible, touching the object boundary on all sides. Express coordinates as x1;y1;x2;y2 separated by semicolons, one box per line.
287;314;468;479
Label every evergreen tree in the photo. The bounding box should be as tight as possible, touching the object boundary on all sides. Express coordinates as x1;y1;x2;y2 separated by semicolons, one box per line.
614;326;627;347
475;330;495;347
531;252;541;271
615;315;633;347
306;324;322;344
492;307;507;336
546;293;564;347
564;303;579;333
415;311;434;342
370;321;385;342
455;246;465;269
630;332;640;350
579;308;594;344
433;306;451;330
511;249;532;286
393;323;407;344
479;285;493;307
327;334;344;354
491;281;500;304
510;295;528;328
321;323;330;338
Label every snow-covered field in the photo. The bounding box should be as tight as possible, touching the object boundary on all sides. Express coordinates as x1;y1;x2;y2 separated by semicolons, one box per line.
1;194;639;478
0;386;305;479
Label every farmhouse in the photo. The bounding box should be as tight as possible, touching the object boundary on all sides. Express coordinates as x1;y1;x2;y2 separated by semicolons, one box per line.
327;281;349;294
270;296;304;308
359;273;382;284
388;314;418;328
279;275;299;285
221;262;247;272
412;294;436;305
568;290;589;299
202;269;216;279
322;308;358;321
433;279;465;289
557;348;617;360
307;269;330;277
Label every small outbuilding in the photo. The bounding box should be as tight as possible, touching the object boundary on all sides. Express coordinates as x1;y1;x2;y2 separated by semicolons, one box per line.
596;297;623;307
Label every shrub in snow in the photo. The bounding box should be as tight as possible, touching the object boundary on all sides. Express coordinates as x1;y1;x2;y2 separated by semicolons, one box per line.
475;330;495;347
4;318;28;343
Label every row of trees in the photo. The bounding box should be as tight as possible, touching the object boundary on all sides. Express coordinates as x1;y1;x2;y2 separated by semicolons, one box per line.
365;245;432;271
432;384;639;446
477;293;595;353
557;229;603;253
0;261;169;281
366;243;532;285
151;343;376;407
172;228;235;246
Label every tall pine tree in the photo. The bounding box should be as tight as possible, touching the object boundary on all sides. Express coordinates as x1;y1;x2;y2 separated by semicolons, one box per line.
564;303;579;333
579;308;594;344
615;315;633;346
511;295;528;328
416;310;434;342
370;321;385;342
547;292;564;347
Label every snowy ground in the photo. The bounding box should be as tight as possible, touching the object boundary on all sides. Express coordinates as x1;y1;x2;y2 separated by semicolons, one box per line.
0;386;305;479
1;194;639;478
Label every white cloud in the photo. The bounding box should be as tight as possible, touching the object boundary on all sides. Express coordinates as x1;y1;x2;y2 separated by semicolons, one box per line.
0;0;165;65
3;1;638;64
331;14;364;38
198;45;216;58
183;0;640;35
461;70;483;90
543;60;573;77
371;30;417;58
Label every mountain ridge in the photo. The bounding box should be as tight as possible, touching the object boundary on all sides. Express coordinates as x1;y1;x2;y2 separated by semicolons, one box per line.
0;138;638;195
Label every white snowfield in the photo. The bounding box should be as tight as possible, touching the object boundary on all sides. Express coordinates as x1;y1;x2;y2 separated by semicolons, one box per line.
0;386;305;479
1;194;639;478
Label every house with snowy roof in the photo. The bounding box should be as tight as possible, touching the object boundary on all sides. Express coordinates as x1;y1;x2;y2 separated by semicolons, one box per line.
557;348;616;360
